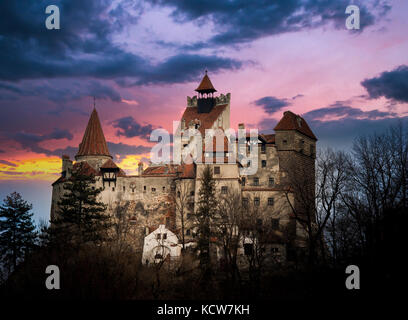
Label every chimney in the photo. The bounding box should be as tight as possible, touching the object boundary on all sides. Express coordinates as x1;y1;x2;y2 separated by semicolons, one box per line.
62;155;73;178
238;123;245;130
138;162;144;176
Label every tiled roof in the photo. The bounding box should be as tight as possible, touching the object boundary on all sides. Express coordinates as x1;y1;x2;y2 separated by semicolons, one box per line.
274;111;317;140
141;163;196;178
142;165;178;176
100;159;127;176
259;134;275;144
73;161;100;176
181;104;227;136
100;159;119;169
195;72;217;93
76;108;112;158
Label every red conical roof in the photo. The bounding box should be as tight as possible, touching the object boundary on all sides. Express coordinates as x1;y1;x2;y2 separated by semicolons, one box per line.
195;71;217;93
274;111;317;140
76;108;112;158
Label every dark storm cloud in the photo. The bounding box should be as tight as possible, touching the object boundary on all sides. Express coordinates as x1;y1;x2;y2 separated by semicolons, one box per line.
150;0;391;47
11;128;73;155
131;54;243;86
0;0;244;84
0;80;122;103
8;125;151;159
254;96;291;115
0;160;17;167
361;65;408;103
112;116;154;140
303;101;396;121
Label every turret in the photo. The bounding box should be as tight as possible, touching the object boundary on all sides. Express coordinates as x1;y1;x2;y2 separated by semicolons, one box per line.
75;107;112;170
195;71;217;113
61;154;73;178
138;162;144;176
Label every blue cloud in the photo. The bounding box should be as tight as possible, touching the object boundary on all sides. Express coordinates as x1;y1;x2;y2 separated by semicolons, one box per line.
361;65;408;103
254;96;291;115
149;0;391;47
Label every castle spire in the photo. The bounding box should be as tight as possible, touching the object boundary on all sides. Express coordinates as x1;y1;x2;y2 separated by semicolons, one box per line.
75;108;112;160
195;71;217;94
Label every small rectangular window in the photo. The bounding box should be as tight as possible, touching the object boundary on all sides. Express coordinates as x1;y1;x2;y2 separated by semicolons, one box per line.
271;218;279;230
186;229;191;236
152;187;156;193
143;186;146;192
269;177;275;186
156;234;161;240
112;187;115;191
262;160;266;168
283;139;287;144
214;166;220;174
268;197;274;206
254;178;259;186
190;191;195;196
254;197;260;206
241;177;246;186
123;186;126;192
261;144;266;154
163;233;167;240
162;186;165;192
221;186;228;194
242;198;248;207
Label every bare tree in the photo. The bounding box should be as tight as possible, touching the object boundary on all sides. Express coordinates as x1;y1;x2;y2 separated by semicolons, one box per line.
283;149;349;266
341;123;408;267
170;179;194;250
215;189;244;282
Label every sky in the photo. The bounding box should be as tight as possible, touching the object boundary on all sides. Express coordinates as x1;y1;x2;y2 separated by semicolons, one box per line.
0;0;407;223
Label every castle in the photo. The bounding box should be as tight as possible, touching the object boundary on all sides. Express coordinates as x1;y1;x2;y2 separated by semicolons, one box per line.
50;72;317;265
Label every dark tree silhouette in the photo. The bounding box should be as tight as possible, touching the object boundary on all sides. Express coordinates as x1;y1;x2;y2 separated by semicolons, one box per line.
0;192;36;273
52;163;111;246
195;165;218;280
